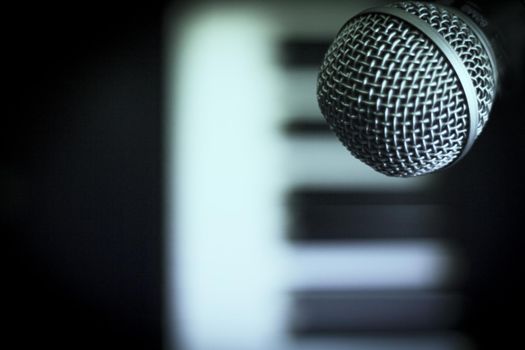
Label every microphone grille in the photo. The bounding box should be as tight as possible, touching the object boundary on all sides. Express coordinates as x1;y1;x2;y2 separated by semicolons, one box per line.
317;1;497;177
393;1;496;134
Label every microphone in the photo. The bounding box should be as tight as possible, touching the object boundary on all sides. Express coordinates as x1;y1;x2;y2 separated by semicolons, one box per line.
317;1;499;177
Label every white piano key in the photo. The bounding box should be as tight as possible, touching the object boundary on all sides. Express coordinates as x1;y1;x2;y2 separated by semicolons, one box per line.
284;137;433;189
288;240;460;291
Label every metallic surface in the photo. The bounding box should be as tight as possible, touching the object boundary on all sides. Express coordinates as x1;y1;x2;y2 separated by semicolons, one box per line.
317;1;497;177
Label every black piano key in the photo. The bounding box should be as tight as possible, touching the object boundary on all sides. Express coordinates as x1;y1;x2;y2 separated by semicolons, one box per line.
289;290;463;334
287;190;451;241
280;39;331;68
283;119;332;136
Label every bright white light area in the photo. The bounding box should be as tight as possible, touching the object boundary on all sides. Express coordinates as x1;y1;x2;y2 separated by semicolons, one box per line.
289;240;459;291
166;6;288;350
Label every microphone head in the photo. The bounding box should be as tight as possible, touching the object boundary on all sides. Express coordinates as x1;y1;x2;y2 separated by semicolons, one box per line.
317;1;498;177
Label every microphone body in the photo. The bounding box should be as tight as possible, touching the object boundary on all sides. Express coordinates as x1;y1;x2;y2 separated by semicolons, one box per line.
317;1;499;177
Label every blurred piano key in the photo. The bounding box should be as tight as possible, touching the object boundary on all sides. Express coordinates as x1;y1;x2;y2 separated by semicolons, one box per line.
269;1;385;39
289;290;462;333
283;119;331;136
285;334;473;350
288;203;442;240
284;136;432;189
281;69;323;122
287;190;447;240
280;39;330;68
288;240;461;291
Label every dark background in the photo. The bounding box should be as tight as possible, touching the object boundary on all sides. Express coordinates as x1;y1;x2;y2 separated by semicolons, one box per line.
4;1;524;350
6;2;164;349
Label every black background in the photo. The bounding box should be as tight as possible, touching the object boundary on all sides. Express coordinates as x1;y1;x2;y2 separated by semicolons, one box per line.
6;2;164;349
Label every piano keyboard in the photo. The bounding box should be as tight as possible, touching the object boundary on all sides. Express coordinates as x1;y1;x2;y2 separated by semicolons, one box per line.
166;1;471;349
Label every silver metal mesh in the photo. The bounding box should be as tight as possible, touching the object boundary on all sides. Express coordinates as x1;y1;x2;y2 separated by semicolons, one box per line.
317;1;497;177
393;1;496;134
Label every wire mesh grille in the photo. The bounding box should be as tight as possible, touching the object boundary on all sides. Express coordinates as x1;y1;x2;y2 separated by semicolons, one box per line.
392;1;496;134
317;1;496;177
